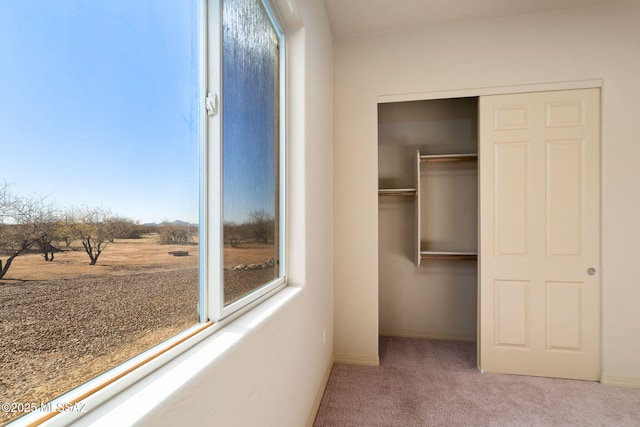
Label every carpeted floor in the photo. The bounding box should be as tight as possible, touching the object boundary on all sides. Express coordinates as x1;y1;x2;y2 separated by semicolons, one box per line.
314;336;640;426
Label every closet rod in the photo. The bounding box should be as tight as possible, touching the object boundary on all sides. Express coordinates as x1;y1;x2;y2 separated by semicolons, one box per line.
420;153;478;163
378;188;417;196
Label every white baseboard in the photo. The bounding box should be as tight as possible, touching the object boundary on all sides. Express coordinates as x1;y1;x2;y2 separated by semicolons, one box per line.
306;358;334;427
379;330;476;342
333;353;380;366
600;373;640;389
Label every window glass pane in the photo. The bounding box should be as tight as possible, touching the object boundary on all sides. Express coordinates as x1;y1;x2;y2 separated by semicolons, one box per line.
0;1;200;423
222;0;280;305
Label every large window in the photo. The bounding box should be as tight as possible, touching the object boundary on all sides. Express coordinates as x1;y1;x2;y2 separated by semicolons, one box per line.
0;0;285;425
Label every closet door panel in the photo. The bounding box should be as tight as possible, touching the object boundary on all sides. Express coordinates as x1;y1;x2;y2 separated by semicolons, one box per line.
494;141;529;256
494;280;530;348
546;139;583;257
479;88;600;381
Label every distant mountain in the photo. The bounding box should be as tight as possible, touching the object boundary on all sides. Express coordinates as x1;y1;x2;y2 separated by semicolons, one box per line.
143;220;198;227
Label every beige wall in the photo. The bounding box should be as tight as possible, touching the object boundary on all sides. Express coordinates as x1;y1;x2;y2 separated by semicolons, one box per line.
333;1;640;382
73;0;335;425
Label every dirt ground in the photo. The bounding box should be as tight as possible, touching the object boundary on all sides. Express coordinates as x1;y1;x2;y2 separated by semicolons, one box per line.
0;234;199;282
0;235;276;425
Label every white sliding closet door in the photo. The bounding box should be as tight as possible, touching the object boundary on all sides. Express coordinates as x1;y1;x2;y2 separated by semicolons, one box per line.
479;88;600;380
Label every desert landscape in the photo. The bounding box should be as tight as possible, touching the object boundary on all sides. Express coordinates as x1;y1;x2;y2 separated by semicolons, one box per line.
0;234;275;425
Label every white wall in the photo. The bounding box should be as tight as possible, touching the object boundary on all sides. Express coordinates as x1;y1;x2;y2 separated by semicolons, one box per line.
71;0;335;425
333;1;640;383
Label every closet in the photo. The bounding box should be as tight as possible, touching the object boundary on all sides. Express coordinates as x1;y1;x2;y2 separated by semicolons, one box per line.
377;88;601;380
378;97;478;342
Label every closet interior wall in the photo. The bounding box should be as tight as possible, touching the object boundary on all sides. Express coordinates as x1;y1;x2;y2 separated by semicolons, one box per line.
378;97;478;342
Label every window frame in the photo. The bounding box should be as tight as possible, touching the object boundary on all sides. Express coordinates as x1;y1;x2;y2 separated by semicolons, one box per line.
8;0;288;425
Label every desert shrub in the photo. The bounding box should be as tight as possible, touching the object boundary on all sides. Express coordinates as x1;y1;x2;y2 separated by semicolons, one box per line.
158;222;195;244
107;217;145;240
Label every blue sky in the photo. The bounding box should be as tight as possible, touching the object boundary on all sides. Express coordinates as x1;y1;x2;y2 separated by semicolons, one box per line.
0;1;200;224
0;0;279;226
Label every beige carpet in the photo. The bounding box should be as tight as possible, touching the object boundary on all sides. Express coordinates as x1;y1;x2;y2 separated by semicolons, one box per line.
314;337;640;426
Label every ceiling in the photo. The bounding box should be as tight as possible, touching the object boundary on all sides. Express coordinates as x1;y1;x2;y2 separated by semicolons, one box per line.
323;0;632;38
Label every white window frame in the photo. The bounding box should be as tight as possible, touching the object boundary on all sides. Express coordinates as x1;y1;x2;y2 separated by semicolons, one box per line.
206;0;287;322
8;1;288;425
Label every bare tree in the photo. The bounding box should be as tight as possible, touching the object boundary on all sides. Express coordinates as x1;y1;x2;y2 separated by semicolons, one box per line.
0;184;57;278
66;207;117;265
34;214;61;262
0;181;10;220
248;209;274;244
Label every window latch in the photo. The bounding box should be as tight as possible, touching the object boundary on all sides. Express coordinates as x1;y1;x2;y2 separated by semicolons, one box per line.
206;93;218;116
